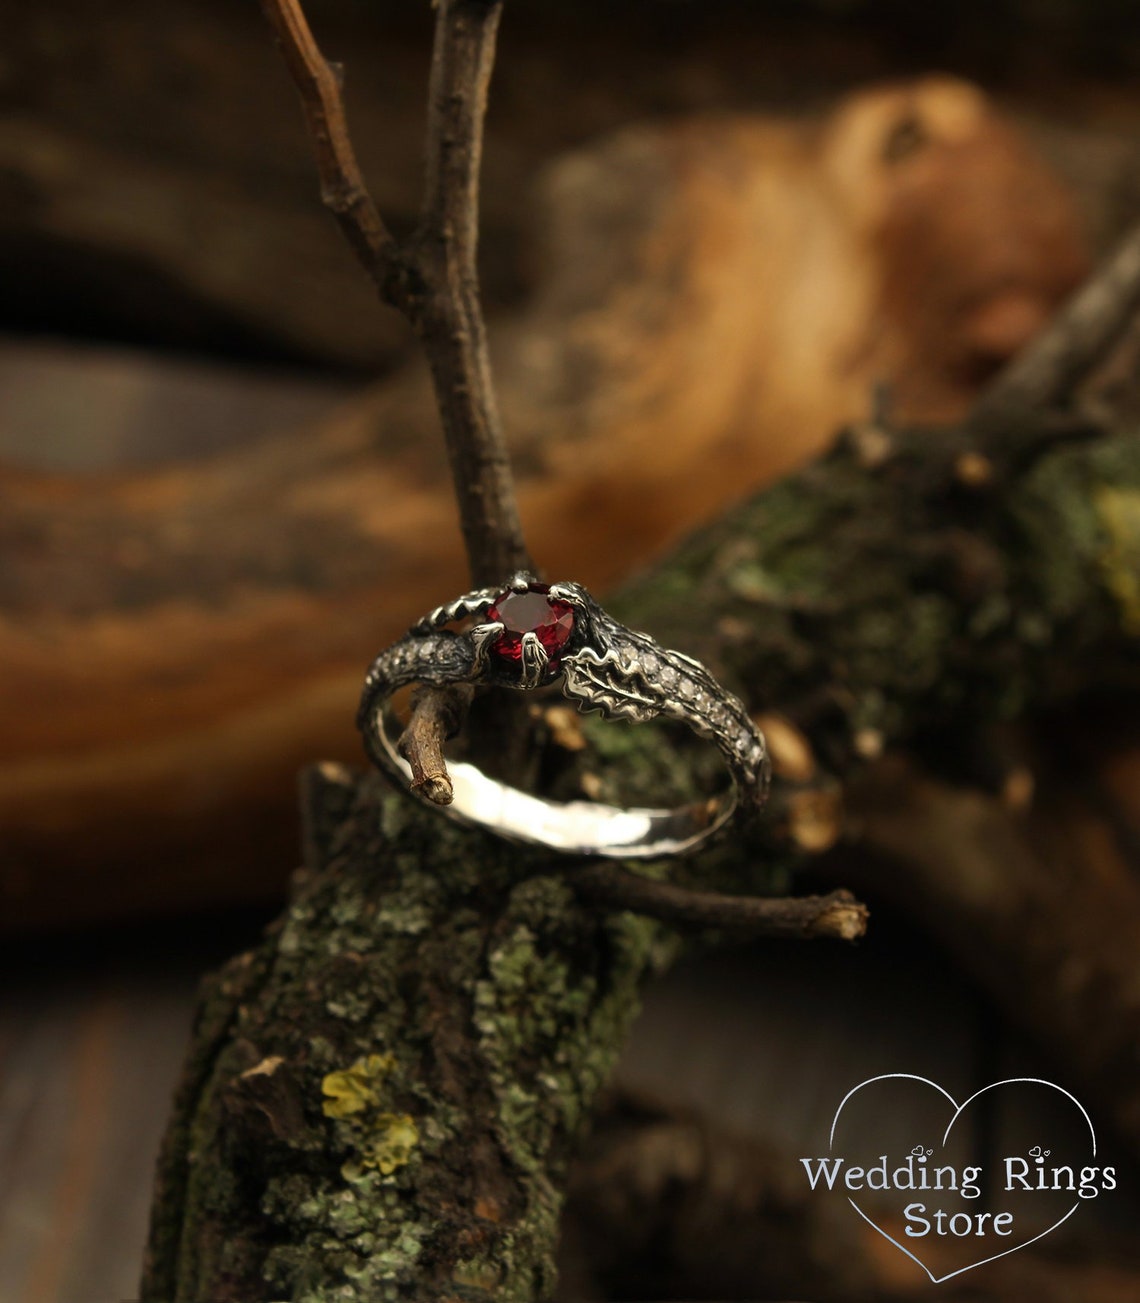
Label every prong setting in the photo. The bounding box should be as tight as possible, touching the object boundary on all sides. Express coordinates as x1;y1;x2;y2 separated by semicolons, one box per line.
506;570;536;594
468;621;506;675
519;631;551;688
546;582;587;608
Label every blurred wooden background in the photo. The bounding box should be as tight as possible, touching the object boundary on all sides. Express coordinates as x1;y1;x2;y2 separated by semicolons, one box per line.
2;1;1140;1299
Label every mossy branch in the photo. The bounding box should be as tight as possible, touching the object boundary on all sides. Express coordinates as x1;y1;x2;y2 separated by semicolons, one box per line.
142;410;1140;1300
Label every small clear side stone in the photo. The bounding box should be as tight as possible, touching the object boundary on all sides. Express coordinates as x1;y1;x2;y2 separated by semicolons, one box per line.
659;665;678;689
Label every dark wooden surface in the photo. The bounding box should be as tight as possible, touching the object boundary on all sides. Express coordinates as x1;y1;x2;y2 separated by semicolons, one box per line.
0;915;253;1303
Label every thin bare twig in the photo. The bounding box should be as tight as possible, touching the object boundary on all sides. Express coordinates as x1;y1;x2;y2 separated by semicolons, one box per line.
973;219;1140;423
414;0;532;588
261;0;530;587
262;0;533;793
258;0;400;293
571;866;868;941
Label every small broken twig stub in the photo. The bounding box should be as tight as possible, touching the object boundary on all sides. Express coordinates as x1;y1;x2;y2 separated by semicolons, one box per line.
397;683;474;805
571;864;867;941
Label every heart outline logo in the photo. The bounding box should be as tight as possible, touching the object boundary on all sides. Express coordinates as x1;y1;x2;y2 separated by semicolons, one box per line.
829;1074;1096;1284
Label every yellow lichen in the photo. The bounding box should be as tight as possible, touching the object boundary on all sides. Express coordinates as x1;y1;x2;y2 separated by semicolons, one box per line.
365;1113;420;1174
321;1053;395;1119
322;1054;420;1179
1096;486;1140;636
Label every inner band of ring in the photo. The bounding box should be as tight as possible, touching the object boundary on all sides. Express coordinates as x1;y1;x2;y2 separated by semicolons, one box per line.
357;583;769;858
370;710;740;858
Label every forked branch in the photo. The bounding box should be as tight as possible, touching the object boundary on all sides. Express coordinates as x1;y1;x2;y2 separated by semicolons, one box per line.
262;0;531;800
260;0;531;587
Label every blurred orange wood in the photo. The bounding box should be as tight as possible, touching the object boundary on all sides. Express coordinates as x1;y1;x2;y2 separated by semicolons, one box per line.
0;79;1088;928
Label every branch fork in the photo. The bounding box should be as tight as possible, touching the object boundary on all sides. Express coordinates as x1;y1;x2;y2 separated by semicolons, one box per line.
260;0;530;588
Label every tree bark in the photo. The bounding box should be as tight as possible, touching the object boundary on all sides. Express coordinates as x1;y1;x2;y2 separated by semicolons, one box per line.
141;761;678;1302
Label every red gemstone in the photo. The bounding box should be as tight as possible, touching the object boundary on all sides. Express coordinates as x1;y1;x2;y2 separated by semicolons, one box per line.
487;584;574;664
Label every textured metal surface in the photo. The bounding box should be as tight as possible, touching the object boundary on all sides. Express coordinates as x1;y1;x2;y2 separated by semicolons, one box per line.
357;575;769;856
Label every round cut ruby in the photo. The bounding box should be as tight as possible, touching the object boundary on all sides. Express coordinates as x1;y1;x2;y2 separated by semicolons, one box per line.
487;584;574;664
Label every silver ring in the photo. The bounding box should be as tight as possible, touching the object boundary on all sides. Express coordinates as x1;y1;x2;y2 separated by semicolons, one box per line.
356;574;769;858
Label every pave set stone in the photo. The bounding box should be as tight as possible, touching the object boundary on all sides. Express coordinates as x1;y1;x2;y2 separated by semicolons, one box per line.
388;633;467;685
656;666;760;768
